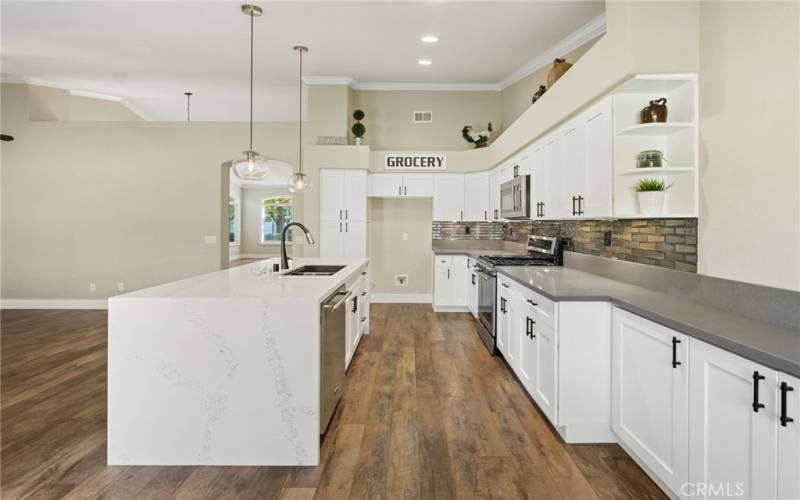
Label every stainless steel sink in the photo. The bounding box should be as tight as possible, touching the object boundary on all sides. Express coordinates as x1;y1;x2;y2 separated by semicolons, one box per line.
284;265;345;276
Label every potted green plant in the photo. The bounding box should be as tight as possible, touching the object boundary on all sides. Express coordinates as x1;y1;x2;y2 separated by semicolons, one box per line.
634;178;670;215
351;109;366;145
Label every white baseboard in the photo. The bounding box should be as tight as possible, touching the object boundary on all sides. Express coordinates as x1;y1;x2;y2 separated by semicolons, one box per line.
432;305;470;313
370;293;432;304
1;299;108;310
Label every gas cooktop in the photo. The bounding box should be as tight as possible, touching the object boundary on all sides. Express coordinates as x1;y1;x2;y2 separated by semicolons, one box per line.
477;255;558;268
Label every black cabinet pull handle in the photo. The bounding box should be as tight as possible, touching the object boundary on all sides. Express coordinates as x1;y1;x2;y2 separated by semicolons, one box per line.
753;371;766;412
361;291;366;296
352;295;358;313
781;381;795;426
501;283;510;288
525;299;538;306
571;196;577;216
404;186;407;196
484;210;487;220
471;274;476;285
399;186;402;196
500;297;506;313
671;337;682;368
447;269;450;279
345;209;349;219
541;202;545;217
339;222;342;232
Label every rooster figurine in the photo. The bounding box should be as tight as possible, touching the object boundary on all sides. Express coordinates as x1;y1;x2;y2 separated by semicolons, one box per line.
461;122;493;149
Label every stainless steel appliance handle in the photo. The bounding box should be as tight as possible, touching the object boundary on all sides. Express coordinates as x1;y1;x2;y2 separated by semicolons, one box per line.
323;291;352;311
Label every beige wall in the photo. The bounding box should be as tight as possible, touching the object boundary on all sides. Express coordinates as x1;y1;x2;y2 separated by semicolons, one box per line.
240;187;293;257
352;90;502;151
697;1;799;290
368;198;433;295
229;181;242;259
501;38;600;130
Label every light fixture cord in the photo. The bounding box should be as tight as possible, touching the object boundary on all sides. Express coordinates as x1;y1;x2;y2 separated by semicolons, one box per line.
298;48;303;174
249;9;254;150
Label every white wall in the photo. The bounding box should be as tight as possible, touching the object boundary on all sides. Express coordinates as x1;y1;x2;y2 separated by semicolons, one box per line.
697;1;800;290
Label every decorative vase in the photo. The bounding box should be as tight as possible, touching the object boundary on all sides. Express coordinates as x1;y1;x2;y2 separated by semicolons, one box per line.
547;58;572;87
531;85;547;104
640;98;668;123
355;137;362;146
637;191;666;215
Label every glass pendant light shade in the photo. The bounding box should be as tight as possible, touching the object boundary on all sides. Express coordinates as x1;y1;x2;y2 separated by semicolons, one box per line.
287;172;312;193
233;150;270;180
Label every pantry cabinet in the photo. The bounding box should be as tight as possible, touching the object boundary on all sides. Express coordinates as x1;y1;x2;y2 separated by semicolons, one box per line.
611;308;689;496
464;171;490;221
688;339;779;500
433;174;465;221
320;169;368;258
433;254;468;310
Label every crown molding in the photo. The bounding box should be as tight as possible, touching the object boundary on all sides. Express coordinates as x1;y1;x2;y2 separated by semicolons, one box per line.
351;81;501;92
497;13;606;90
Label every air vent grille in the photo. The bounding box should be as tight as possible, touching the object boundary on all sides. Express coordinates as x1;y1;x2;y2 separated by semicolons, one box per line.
413;110;433;123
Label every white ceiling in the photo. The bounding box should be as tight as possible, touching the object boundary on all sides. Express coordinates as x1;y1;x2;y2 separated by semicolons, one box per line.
1;1;605;122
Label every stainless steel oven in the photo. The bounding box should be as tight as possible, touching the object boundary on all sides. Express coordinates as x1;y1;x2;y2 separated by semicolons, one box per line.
500;175;530;219
474;263;497;354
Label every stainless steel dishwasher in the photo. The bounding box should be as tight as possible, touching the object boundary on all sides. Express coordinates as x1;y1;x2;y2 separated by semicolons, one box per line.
320;285;349;434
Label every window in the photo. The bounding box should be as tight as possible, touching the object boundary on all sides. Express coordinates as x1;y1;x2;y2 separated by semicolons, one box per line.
261;196;293;244
228;197;240;245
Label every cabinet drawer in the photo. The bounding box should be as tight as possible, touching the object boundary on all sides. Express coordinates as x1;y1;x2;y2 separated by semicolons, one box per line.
498;276;516;293
519;286;555;325
435;255;453;267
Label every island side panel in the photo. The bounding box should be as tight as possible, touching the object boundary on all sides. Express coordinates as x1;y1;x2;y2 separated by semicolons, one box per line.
107;296;320;465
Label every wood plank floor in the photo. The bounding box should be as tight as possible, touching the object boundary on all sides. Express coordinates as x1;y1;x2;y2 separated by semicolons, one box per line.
1;305;666;499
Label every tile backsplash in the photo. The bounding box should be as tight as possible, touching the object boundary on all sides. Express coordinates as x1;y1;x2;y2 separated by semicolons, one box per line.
433;218;698;272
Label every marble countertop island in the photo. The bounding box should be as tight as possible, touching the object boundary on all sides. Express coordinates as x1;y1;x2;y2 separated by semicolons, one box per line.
107;257;368;466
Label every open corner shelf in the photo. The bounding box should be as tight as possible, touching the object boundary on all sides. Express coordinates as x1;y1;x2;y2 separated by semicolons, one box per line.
618;167;694;176
617;123;694;136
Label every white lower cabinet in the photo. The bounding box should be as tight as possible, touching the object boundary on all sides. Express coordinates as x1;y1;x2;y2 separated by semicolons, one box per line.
778;372;799;500
517;294;558;424
320;220;367;258
433;254;468;310
496;277;517;367
688;339;779;500
612;308;689;496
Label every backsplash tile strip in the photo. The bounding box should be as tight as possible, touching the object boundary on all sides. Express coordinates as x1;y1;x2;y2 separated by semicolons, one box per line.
433;218;698;273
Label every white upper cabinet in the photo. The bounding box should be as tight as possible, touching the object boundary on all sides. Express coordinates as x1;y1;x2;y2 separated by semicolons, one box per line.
689;338;778;500
464;171;490;221
530;143;548;219
343;170;368;221
402;173;435;198
433;174;465;221
543;133;565;219
369;173;403;198
611;308;689;496
369;173;434;198
580;97;613;218
560;119;586;218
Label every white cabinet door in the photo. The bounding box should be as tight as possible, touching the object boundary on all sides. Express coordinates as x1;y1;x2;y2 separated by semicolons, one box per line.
496;286;510;357
464;171;490;221
560;120;586;219
319;220;344;257
517;298;537;391
778;373;799;500
320;170;345;221
489;168;501;221
497;278;517;368
611;308;689;495
450;255;468;308
344;170;368;221
581;97;613;218
342;221;366;258
402;173;434;198
433;267;453;307
543;134;564;219
533;320;558;424
433;174;465;221
530;143;547;219
369;173;403;198
345;290;359;369
689;339;778;500
499;161;513;184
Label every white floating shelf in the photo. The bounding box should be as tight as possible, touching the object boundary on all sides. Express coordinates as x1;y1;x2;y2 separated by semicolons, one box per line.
618;167;694;176
617;123;694;136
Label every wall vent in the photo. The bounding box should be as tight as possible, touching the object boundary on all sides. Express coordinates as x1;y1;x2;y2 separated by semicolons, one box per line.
412;110;433;123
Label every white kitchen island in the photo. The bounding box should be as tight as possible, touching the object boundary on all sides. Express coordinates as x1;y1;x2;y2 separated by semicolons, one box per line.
107;257;369;466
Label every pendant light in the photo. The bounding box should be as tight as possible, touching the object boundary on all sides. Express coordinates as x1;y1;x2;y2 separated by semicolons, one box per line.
287;45;311;193
233;4;270;180
184;92;192;122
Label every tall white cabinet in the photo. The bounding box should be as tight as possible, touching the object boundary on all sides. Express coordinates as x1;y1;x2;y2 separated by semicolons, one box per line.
433;174;465;221
320;169;368;258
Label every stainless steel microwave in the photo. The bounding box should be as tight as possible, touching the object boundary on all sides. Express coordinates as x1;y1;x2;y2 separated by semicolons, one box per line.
500;175;530;219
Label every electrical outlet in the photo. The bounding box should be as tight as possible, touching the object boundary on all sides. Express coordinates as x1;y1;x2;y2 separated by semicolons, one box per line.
401;233;408;241
89;282;96;292
117;282;125;291
394;275;408;287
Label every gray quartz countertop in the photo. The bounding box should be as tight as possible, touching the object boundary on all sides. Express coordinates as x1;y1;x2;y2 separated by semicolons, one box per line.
496;265;800;377
432;241;526;259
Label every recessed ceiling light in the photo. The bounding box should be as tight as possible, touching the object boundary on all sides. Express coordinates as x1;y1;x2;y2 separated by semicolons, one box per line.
418;59;432;66
421;35;439;44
